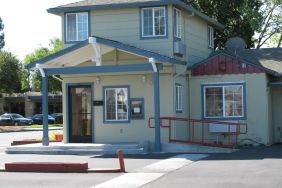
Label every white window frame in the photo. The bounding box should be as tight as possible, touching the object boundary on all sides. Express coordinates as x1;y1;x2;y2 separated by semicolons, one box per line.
203;84;244;119
208;26;214;48
65;12;89;42
174;8;182;38
104;87;129;122
176;84;183;112
141;7;167;37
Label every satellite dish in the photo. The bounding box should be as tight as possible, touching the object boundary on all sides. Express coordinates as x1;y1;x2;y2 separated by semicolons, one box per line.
225;37;247;54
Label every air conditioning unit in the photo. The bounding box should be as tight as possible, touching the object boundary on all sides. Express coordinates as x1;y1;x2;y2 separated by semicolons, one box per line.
173;41;186;56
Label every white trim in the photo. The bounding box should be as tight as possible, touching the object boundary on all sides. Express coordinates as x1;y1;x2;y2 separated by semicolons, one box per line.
203;84;244;118
176;84;183;111
105;87;129;122
149;57;157;72
174;8;182;39
202;81;246;85
66;12;88;42
208;26;214;48
141;7;166;37
36;64;45;77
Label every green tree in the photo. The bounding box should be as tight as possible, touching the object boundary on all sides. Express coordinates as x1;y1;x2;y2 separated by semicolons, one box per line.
185;0;263;49
0;17;4;49
0;51;22;93
255;0;282;48
23;38;62;92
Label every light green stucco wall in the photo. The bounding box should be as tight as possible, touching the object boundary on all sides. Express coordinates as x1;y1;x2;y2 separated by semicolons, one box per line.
62;72;174;145
90;6;174;57
189;73;271;145
183;11;211;65
61;5;212;62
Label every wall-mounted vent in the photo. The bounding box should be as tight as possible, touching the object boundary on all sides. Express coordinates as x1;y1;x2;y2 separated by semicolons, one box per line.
174;41;186;56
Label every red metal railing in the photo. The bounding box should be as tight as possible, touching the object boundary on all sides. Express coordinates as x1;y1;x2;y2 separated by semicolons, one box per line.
148;117;248;148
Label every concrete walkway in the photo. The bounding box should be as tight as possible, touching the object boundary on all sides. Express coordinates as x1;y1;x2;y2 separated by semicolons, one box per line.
6;142;147;155
6;142;237;155
92;154;208;188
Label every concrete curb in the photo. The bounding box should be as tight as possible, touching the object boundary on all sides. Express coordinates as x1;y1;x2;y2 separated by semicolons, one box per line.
5;162;89;173
0;127;63;133
1;150;126;173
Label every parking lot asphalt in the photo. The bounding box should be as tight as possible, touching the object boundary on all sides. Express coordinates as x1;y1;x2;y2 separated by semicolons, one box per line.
1;144;282;188
0;152;193;188
142;144;282;188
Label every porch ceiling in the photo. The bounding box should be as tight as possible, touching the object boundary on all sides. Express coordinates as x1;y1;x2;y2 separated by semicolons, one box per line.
26;36;187;70
42;43;114;67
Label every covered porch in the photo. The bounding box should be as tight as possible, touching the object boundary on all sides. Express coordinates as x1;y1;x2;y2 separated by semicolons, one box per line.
27;36;186;152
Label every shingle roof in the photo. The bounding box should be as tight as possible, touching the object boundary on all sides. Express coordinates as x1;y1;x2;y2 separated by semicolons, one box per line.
238;48;282;75
47;0;224;29
190;48;282;77
59;0;158;7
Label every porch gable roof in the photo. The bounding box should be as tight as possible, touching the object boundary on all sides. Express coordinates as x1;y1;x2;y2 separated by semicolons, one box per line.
26;36;187;69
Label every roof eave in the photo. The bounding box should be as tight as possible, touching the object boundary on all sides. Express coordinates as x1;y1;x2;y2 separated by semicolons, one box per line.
173;1;224;30
47;1;170;15
25;40;89;69
47;0;223;29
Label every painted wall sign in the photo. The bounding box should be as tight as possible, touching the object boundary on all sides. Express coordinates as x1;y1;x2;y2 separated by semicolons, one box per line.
93;100;103;106
130;98;144;119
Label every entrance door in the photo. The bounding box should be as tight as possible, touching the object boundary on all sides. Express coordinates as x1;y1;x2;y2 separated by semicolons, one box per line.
272;88;282;143
68;85;92;143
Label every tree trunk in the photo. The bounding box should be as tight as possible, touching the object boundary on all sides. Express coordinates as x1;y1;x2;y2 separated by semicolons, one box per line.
277;33;282;48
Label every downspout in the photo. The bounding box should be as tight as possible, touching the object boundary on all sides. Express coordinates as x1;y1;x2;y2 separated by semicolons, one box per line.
36;64;49;146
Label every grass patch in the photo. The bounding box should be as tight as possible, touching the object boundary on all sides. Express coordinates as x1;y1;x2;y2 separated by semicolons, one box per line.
24;124;63;128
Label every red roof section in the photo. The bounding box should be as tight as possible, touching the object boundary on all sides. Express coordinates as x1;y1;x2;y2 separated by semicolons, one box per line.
192;55;263;76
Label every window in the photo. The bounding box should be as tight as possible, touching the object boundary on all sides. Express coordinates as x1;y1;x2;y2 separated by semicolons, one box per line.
203;84;245;119
141;7;166;37
173;8;181;38
208;26;214;48
104;87;129;122
176;84;183;112
66;12;88;42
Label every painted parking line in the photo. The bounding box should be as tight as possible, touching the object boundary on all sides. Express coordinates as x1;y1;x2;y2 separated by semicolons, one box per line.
92;154;208;188
141;154;208;173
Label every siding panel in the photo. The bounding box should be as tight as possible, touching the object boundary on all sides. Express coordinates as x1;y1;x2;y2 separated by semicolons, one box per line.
184;13;211;65
91;7;173;57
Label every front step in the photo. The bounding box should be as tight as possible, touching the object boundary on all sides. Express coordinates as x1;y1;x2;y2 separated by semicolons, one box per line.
5;143;147;155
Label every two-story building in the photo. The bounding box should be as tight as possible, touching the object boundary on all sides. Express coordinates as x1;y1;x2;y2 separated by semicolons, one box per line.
27;0;282;151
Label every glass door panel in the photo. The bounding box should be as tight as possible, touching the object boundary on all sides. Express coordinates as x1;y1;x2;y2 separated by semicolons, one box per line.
69;86;92;143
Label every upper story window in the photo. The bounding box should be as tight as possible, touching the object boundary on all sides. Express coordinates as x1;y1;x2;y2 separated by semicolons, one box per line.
66;12;89;42
203;83;245;119
104;87;129;122
208;26;214;48
173;8;181;38
176;84;183;112
141;7;166;38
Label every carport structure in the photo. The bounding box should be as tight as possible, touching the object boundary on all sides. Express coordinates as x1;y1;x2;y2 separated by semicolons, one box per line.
26;36;186;152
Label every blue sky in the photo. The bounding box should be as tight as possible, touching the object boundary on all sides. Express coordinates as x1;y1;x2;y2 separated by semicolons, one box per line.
0;0;75;61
